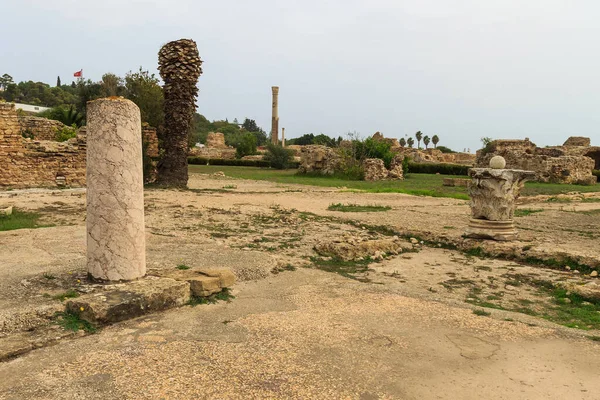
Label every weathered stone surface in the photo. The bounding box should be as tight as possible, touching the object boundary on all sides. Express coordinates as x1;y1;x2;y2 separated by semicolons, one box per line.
196;268;236;288
388;155;405;180
188;276;221;297
142;123;159;158
0;103;86;189
18;116;66;141
315;237;408;261
563;136;591;147
363;158;388;181
0;206;13;216
475;138;598;185
489;156;506;169
298;145;340;175
467;168;536;221
206;132;228;149
66;277;190;324
271;86;279;145
86;98;146;281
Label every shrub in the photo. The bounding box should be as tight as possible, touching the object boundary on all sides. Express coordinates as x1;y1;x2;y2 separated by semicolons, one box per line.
407;162;469;176
353;137;394;168
235;132;257;159
263;143;295;169
55;124;78;142
436;145;456;154
187;156;300;169
593;170;600;179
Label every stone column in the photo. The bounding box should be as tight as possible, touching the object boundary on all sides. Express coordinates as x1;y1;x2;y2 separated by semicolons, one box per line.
271;86;279;145
86;98;146;281
281;127;285;147
465;156;535;241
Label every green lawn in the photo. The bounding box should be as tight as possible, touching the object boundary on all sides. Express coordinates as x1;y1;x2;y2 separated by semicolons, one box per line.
0;209;49;231
188;165;600;199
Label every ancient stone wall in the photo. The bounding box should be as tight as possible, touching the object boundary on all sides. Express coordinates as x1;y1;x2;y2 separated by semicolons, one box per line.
475;138;597;185
18;116;67;141
142;124;159;158
0;103;86;188
297;145;341;175
206;132;228;149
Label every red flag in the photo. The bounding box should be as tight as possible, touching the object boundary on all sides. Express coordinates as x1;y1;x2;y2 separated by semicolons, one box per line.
73;70;82;78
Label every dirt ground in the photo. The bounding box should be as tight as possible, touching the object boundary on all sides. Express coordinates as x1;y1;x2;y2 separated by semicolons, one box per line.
1;172;599;399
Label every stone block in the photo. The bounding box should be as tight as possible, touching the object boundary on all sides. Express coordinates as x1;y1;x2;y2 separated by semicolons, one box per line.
66;277;190;324
196;268;236;288
188;276;221;297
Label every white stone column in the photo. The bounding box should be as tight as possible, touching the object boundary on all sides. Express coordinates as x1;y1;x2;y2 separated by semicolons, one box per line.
281;127;285;147
86;98;146;281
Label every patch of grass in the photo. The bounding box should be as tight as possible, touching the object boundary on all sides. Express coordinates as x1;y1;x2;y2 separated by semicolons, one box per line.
176;264;191;270
272;264;297;274
443;226;456;230
189;165;599;199
43;273;56;280
545;288;600;330
588;336;600;342
54;311;96;333
0;209;51;231
473;309;491;316
222;185;237;189
52;289;79;301
514;208;544;217
465;247;485;258
188;288;235;306
309;256;374;282
327;203;392;212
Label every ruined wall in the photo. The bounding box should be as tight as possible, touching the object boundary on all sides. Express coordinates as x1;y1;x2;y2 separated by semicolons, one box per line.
142;124;159;158
396;148;475;165
189;132;236;159
297;145;341;175
475;138;597;185
0;103;86;188
206;132;228;149
18;116;66;141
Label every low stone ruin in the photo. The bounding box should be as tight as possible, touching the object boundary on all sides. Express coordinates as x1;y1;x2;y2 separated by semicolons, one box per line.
189;132;236;159
142;123;159;158
0;103;86;188
475;137;598;185
18;115;67;141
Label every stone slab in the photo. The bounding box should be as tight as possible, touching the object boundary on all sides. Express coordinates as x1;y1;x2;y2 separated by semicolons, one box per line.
196;268;236;288
66;277;190;324
188;276;221;297
150;267;236;291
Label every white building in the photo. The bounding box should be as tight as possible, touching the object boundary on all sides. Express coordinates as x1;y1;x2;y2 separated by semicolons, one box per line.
12;103;50;114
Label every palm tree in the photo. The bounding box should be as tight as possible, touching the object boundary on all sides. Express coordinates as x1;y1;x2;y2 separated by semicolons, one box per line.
432;135;439;148
415;131;423;149
156;39;203;187
423;135;430;149
399;137;406;147
407;137;415;148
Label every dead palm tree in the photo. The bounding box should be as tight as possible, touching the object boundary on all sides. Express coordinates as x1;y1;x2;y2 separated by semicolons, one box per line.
156;39;203;187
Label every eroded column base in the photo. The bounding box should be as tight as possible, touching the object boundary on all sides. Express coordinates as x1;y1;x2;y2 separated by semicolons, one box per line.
464;218;518;241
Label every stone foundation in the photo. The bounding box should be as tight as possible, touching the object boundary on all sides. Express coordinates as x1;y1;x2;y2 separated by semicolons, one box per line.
142;124;159;158
0;103;86;189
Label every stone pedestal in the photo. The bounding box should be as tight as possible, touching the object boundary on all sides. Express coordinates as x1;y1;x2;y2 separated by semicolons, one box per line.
465;166;535;241
86;98;146;281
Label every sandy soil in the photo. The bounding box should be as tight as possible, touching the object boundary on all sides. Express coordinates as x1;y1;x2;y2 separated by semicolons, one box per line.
0;172;599;399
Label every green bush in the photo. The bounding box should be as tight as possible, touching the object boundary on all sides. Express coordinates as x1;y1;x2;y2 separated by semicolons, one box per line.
55;124;78;142
436;145;456;154
263;143;295;169
235;132;257;159
354;137;394;168
188;156;300;169
407;162;469;176
593;170;600;179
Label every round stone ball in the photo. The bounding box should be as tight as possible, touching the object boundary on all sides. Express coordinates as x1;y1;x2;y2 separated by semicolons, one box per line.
489;156;506;169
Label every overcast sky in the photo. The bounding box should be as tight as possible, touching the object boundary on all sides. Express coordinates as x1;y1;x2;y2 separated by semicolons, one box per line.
2;0;599;151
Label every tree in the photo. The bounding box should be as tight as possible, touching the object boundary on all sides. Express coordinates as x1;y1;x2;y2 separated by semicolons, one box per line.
241;118;268;146
39;105;84;127
313;133;336;147
56;76;61;87
423;135;430;149
294;133;315;145
399;138;406;147
234;132;257;158
101;73;124;97
264;143;294;169
407;137;415;148
156;39;203;187
436;145;455;154
432;135;439;148
415;131;423;149
0;74;13;91
124;68;163;129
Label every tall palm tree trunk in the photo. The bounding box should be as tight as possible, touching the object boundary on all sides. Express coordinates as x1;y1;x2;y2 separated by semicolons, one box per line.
156;39;203;187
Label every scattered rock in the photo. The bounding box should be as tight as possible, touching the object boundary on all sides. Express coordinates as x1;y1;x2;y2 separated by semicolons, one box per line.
591;271;598;277
410;238;418;244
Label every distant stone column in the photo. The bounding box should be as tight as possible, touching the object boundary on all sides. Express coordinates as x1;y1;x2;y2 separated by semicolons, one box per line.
86;98;146;281
271;86;279;145
281;127;285;147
